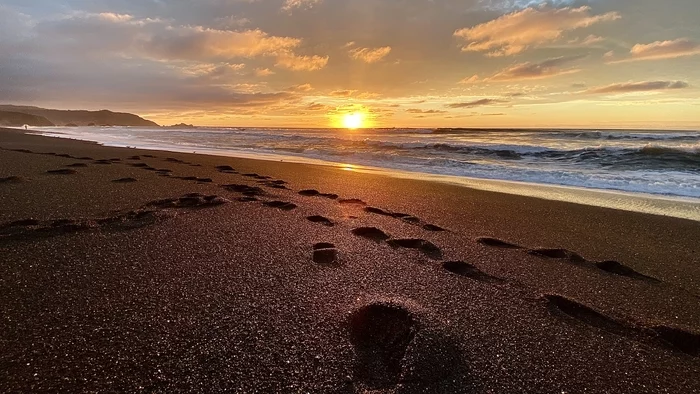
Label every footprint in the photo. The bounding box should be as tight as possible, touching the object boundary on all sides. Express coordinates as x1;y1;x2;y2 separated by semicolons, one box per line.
216;165;236;173
348;303;417;389
477;237;523;249
113;178;138;183
196;178;213;183
0;176;24;184
544;294;631;335
8;219;41;226
423;224;446;232
312;243;339;265
56;153;74;158
131;163;149;168
147;194;229;209
307;215;334;227
299;189;339;199
155;169;173;174
594;261;660;283
387;239;442;259
339;198;366;205
165;158;184;163
127;156;141;160
365;207;393;216
46;169;77;175
237;197;259;202
651;326;700;357
263;201;297;211
93;160;112;165
66;163;88;168
529;248;586;263
352;227;390;242
442;261;504;283
143;155;156;158
222;184;265;197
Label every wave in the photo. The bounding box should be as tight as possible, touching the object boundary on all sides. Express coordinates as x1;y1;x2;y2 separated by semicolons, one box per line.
337;140;700;171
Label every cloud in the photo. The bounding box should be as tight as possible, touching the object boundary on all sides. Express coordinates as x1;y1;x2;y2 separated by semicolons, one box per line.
621;39;700;62
348;45;392;63
329;89;357;97
586;81;689;94
488;54;585;81
255;68;275;77
275;53;329;71
36;12;329;72
287;83;314;92
282;0;322;11
446;98;507;108
459;75;480;84
406;108;448;114
454;6;620;56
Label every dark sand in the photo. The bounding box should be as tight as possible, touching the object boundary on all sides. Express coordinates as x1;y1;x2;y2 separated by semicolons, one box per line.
1;128;699;393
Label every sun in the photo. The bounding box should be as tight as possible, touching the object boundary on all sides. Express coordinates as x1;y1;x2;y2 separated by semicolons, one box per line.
342;112;364;129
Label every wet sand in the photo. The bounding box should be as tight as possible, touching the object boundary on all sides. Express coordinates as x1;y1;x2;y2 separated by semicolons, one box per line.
1;128;699;393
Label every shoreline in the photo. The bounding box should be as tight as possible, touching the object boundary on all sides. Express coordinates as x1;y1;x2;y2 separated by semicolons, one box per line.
27;126;700;222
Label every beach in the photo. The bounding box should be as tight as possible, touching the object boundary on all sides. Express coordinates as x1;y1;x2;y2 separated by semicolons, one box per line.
1;127;699;392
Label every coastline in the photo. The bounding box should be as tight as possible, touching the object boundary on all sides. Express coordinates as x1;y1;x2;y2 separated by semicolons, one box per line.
27;126;700;221
1;127;699;392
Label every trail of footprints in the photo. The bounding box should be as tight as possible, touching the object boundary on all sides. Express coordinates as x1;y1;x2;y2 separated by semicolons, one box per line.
2;145;699;390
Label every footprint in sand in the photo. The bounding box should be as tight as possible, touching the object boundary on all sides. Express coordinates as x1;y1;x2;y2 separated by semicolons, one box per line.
0;176;24;184
113;178;138;183
46;169;77;175
263;201;297;211
299;189;339;199
387;238;443;260
307;215;334;227
477;237;523;249
352;227;391;242
312;242;339;265
423;224;446;232
215;165;236;173
66;163;88;168
442;261;504;283
222;184;266;197
348;303;418;389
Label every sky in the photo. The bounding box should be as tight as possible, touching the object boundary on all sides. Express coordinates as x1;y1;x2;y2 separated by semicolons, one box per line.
0;0;699;128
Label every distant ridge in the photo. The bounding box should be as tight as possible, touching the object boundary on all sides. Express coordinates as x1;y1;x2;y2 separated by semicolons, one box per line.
0;110;55;127
0;105;159;127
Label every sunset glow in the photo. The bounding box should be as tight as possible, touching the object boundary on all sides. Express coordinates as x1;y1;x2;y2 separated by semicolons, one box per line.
0;1;698;128
342;113;365;129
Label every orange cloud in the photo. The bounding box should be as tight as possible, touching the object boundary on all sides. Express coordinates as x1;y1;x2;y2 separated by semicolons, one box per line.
254;68;275;77
454;6;620;56
446;98;507;108
618;39;700;62
459;75;480;84
586;80;689;94
348;45;392;63
275;53;329;71
488;55;585;81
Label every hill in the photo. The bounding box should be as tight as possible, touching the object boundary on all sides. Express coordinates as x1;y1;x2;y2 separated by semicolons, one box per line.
0;110;55;127
0;105;159;127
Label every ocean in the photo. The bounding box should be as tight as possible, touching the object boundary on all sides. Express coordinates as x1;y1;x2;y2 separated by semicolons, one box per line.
37;126;700;198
